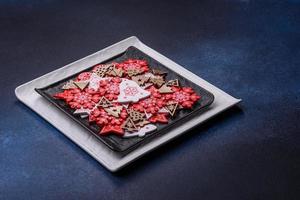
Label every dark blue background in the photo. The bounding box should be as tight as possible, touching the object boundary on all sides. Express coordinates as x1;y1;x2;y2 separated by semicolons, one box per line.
0;0;299;199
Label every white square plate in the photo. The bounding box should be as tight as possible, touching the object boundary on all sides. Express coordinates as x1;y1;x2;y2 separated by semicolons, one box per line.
15;36;241;172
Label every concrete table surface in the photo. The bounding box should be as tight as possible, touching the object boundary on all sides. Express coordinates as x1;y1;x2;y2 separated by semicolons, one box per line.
0;0;299;199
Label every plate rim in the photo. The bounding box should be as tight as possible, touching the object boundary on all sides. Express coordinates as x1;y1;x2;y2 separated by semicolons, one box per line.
15;36;241;172
34;46;215;153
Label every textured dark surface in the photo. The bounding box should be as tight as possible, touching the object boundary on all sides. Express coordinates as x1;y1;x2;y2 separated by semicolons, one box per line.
0;0;299;199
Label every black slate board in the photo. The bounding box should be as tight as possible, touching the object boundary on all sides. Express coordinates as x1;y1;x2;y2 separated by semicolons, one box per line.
35;46;214;154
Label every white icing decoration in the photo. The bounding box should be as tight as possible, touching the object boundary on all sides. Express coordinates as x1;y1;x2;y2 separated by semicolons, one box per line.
80;114;89;118
123;124;157;138
158;107;169;113
144;73;155;78
117;79;150;103
88;73;108;90
144;110;152;119
74;108;91;115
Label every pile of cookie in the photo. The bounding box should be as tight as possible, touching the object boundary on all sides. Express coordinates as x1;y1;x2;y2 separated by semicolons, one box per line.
54;59;200;138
